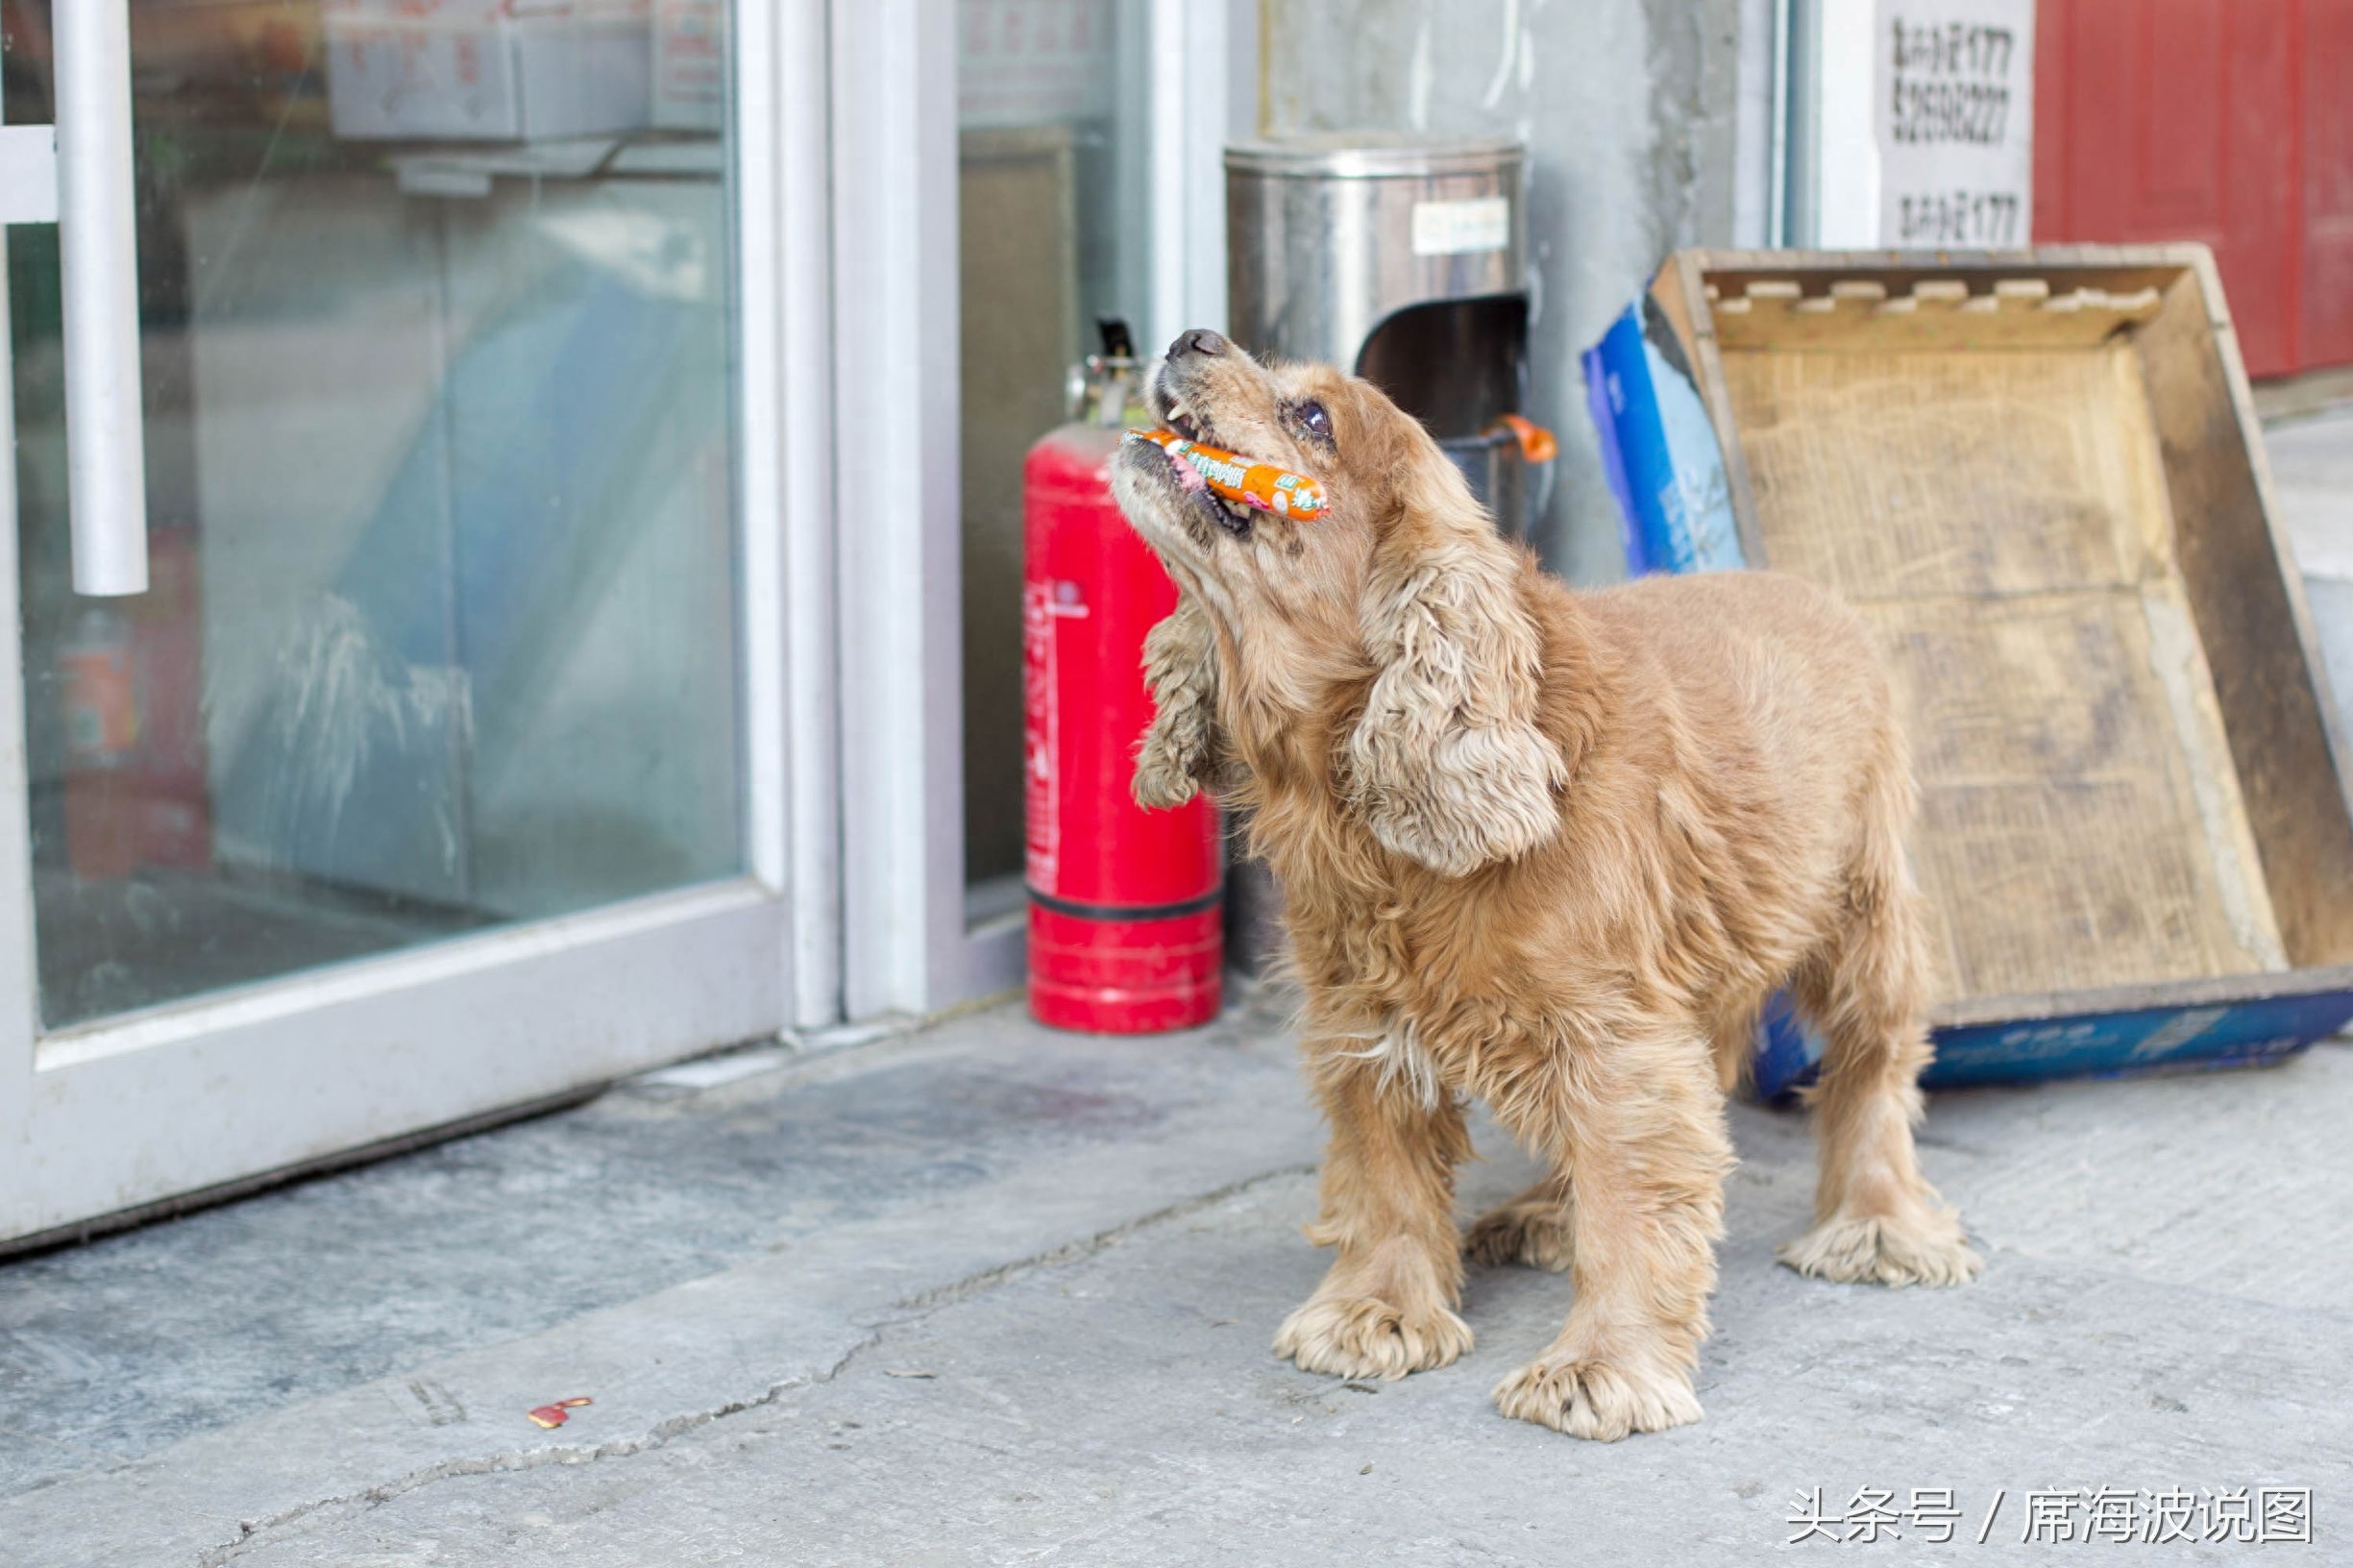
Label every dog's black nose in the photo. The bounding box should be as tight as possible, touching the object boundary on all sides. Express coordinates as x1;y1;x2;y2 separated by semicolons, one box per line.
1168;328;1227;360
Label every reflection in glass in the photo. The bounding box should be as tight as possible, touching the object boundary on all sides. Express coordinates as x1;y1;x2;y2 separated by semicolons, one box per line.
956;0;1152;894
7;1;742;1026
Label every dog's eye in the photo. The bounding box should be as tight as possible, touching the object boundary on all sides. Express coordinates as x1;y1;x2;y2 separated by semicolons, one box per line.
1295;400;1332;440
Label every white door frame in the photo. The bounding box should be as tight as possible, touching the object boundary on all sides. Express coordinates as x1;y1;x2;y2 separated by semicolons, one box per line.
0;1;836;1247
831;0;1236;1019
748;0;846;1030
830;0;978;1018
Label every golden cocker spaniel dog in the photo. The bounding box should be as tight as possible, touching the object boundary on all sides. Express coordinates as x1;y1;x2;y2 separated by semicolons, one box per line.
1111;328;1980;1441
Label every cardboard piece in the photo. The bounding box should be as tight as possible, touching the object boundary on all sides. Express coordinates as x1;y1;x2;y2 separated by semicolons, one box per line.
1586;302;1745;575
1587;247;2353;1094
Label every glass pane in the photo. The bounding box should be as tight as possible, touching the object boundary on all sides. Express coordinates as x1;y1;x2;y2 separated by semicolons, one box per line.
7;1;742;1028
956;0;1151;898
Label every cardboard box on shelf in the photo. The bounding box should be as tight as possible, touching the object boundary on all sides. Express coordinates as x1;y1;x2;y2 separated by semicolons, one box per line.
323;0;652;143
1587;246;2353;1095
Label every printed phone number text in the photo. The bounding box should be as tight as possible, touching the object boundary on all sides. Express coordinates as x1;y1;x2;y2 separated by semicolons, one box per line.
1890;20;2018;78
1888;77;2013;145
1894;189;2022;247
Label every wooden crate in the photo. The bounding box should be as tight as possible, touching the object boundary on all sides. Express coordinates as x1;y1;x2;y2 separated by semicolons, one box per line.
1645;247;2353;1089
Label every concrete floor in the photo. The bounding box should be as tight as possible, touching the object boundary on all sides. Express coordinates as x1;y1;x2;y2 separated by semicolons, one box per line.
0;410;2346;1566
2270;406;2353;730
2272;405;2353;579
3;984;2350;1567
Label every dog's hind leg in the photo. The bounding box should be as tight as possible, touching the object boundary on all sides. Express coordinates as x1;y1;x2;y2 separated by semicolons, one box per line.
1488;1027;1728;1440
1275;1037;1475;1381
1779;764;1982;1287
1463;1175;1575;1271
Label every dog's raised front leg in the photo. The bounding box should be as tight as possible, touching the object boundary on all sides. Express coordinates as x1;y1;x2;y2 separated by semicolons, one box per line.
1132;592;1224;809
1274;1036;1473;1380
1489;1029;1729;1440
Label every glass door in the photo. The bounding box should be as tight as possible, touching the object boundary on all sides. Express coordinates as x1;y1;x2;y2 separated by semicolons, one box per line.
832;0;1234;1017
0;0;811;1247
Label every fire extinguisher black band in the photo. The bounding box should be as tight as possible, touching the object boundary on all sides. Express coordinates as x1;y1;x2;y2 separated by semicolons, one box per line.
1026;884;1226;922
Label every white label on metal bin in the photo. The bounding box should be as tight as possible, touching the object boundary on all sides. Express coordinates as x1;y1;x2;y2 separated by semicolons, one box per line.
1409;197;1510;257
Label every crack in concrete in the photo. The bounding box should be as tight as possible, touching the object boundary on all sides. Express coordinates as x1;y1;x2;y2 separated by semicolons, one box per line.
192;1161;1316;1566
884;1162;1316;1316
191;1333;878;1568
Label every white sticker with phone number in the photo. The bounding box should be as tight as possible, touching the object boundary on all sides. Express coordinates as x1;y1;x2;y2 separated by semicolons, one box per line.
1875;0;2035;247
1410;197;1511;257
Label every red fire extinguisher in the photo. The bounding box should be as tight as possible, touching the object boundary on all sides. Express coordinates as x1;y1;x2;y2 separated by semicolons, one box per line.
1024;320;1223;1033
60;603;142;881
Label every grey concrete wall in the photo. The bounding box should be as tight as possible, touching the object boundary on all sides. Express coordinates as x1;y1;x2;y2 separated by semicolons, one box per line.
1260;0;1746;582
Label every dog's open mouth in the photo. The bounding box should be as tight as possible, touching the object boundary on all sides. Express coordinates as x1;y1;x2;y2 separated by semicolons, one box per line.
1150;390;1256;538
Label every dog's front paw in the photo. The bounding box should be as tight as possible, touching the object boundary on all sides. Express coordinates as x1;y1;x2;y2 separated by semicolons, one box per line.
1778;1206;1982;1287
1490;1352;1702;1441
1131;744;1202;810
1274;1294;1471;1382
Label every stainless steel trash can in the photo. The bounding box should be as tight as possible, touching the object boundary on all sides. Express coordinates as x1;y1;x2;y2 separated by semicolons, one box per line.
1224;134;1544;539
1226;134;1526;371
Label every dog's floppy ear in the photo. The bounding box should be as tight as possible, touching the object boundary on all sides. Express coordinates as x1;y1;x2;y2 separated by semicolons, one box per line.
1344;512;1566;876
1133;591;1227;808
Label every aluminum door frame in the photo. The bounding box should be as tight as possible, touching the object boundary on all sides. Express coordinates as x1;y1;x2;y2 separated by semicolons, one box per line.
830;0;1237;1020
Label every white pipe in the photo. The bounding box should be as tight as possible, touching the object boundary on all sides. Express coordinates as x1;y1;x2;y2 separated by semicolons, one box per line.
54;0;149;598
1768;0;1791;247
1147;0;1189;355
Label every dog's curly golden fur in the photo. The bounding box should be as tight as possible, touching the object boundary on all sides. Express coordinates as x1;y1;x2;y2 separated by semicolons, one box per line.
1112;330;1981;1441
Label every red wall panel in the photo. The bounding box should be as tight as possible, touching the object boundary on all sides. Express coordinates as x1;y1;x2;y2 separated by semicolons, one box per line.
2306;0;2353;366
2035;0;2330;377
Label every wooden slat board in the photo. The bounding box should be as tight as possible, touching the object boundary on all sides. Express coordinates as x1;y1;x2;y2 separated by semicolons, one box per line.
1709;278;2165;353
1720;341;2287;1001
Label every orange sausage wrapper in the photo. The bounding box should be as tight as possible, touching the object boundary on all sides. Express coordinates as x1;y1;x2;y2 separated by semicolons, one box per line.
1122;428;1329;521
